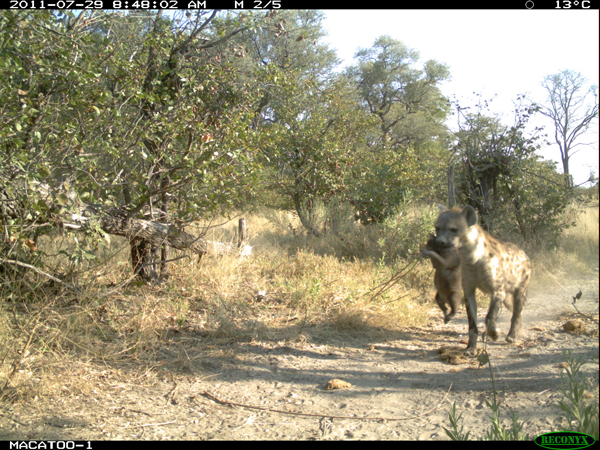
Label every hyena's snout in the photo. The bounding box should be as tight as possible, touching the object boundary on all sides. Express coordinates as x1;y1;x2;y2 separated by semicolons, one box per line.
434;234;451;248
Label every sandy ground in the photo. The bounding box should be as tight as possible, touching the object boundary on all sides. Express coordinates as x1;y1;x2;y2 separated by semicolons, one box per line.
0;272;598;441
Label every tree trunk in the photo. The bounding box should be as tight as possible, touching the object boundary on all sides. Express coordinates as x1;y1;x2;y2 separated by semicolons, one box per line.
447;164;456;209
238;217;247;249
96;210;209;257
159;177;170;278
122;184;159;281
130;237;159;281
562;155;573;188
292;193;321;237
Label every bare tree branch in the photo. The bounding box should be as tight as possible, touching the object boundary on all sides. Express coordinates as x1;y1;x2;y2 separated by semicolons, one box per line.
540;70;599;186
0;259;82;295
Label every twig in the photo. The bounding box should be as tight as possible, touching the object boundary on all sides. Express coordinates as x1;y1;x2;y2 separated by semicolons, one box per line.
573;303;598;323
571;303;599;324
165;374;178;404
364;257;422;303
201;383;453;422
123;408;152;417
0;412;30;426
0;258;82;295
572;302;598;323
570;290;599;324
121;421;176;429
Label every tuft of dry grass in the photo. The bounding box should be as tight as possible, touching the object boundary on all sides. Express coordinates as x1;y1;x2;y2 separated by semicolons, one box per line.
178;244;431;339
530;205;599;289
559;206;599;265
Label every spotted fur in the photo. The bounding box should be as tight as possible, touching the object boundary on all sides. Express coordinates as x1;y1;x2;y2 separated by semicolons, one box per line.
421;234;462;324
434;205;531;352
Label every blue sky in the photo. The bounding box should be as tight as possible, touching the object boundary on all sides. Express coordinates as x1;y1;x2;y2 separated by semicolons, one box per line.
320;10;599;186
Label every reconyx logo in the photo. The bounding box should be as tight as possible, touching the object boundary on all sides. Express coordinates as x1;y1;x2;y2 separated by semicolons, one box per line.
535;431;596;450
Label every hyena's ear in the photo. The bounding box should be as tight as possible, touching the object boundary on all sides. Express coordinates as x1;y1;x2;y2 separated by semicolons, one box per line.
438;204;447;213
462;205;478;227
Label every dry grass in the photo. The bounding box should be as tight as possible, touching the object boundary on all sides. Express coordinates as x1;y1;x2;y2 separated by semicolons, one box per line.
1;202;597;404
529;205;599;290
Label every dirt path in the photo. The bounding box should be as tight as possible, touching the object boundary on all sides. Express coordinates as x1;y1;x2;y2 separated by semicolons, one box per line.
1;273;598;441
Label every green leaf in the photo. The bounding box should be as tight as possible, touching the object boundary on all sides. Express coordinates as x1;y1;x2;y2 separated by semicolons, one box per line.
56;193;69;206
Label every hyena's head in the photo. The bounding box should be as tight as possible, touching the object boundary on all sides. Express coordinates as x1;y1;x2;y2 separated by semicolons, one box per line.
434;205;478;249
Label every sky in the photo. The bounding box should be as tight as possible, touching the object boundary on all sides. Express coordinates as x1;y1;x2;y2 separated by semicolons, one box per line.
320;10;599;186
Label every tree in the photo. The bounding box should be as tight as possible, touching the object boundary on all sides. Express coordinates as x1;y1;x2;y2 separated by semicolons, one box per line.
116;10;255;279
225;9;339;133
452;96;573;244
539;70;599;188
344;35;451;223
243;10;338;77
262;74;371;236
232;10;365;235
0;10;266;283
348;35;450;151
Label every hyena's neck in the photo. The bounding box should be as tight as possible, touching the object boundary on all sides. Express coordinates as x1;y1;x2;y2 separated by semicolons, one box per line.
459;225;487;263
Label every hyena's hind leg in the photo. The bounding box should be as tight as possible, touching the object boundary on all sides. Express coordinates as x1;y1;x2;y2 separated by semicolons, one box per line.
485;290;507;342
445;289;462;324
506;287;527;343
434;293;451;322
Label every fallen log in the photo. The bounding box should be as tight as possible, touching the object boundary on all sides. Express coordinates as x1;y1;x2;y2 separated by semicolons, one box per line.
69;207;252;258
95;211;209;257
1;182;251;261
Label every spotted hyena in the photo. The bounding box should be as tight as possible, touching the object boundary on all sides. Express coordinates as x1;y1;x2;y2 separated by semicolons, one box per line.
434;206;531;353
420;234;462;324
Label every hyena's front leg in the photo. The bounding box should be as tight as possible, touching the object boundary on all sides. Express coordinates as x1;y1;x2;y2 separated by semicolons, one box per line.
506;289;526;343
485;291;505;341
464;288;478;354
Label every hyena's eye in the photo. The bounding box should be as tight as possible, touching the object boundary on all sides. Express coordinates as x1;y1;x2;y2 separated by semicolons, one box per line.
450;227;458;233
